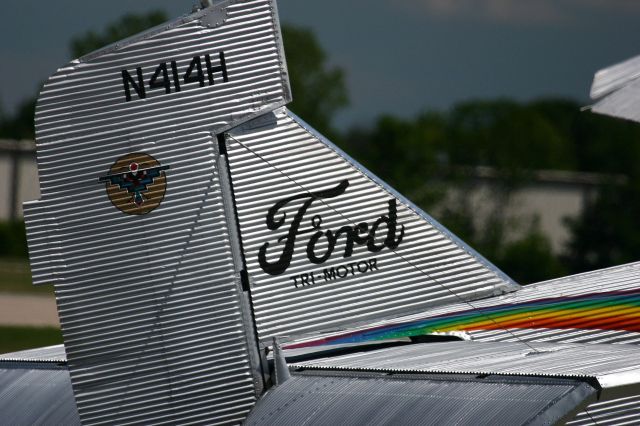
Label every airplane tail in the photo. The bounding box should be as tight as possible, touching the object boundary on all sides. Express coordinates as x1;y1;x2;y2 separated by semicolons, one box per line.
21;0;640;423
223;107;517;342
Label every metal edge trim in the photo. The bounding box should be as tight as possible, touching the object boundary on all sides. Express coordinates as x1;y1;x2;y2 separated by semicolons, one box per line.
78;0;237;63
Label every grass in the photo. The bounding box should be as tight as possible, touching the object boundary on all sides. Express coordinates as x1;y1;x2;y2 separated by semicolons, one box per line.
0;259;53;295
0;326;63;354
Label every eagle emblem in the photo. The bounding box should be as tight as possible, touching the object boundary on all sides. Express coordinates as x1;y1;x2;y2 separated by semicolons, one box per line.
99;152;170;215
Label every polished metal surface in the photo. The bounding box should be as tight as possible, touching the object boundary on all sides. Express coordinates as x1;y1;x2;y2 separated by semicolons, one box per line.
288;261;640;349
567;394;640;425
226;108;517;341
289;341;640;397
590;53;640;123
591;53;640;100
24;1;290;423
0;345;596;426
0;344;66;363
246;373;594;426
0;362;80;425
469;261;640;345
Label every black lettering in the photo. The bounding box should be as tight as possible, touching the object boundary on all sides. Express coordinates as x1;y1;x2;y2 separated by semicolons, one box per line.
307;230;337;264
170;60;181;92
258;181;404;275
337;265;348;278
367;200;405;252
205;52;229;85
334;226;354;258
183;56;206;87
120;52;230;102
258;180;349;276
357;261;369;273
369;258;379;271
289;257;380;288
149;62;171;94
300;273;311;287
122;68;146;102
323;267;337;282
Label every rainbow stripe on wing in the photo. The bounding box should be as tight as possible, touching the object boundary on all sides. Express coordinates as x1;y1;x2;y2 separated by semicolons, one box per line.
286;289;640;349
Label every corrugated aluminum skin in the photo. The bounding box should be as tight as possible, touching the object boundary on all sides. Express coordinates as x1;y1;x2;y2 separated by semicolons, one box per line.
226;108;517;341
290;261;640;347
245;373;594;426
0;345;595;426
590;53;640;123
590;54;640;100
289;341;640;396
567;395;640;425
24;1;290;423
281;261;640;425
469;261;640;345
0;362;80;425
0;344;66;363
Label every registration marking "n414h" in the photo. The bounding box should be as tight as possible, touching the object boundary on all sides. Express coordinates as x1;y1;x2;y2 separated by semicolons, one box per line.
121;52;229;102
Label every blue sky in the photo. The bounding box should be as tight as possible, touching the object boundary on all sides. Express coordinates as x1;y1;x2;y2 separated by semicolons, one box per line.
2;0;640;129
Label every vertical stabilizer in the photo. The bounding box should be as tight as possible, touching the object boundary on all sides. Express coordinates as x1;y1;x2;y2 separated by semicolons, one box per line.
225;108;518;342
24;1;289;423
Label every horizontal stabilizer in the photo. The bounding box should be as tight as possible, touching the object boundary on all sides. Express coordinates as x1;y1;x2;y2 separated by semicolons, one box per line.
287;261;640;348
247;369;595;426
590;54;640;122
591;54;640;100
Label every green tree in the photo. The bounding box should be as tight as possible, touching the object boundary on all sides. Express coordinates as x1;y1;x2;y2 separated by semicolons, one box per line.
446;99;575;174
563;182;640;273
0;99;36;140
344;99;596;284
0;11;169;141
0;221;28;258
344;112;448;206
531;99;640;177
281;25;349;138
498;229;567;284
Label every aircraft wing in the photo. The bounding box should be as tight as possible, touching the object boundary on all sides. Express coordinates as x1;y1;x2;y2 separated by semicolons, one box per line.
590;54;640;122
6;340;640;426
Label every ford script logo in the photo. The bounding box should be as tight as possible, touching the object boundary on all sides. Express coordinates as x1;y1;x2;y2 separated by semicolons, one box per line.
258;180;405;276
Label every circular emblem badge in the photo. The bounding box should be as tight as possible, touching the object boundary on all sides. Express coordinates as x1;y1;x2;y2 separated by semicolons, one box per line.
98;152;170;215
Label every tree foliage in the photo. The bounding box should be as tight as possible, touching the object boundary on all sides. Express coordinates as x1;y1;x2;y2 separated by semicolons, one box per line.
563;183;640;272
343;98;640;283
447;99;575;174
0;221;28;258
0;11;169;142
0;99;35;140
346;113;446;198
281;24;348;137
498;229;567;284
